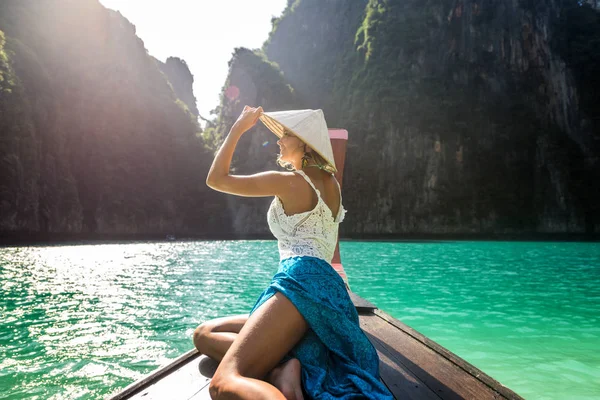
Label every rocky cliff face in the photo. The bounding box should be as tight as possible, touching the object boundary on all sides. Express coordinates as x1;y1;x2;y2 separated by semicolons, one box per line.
2;0;597;239
0;0;227;236
157;57;200;117
214;0;599;235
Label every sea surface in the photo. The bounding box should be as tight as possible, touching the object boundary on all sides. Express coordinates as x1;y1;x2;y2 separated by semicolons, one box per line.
1;240;599;399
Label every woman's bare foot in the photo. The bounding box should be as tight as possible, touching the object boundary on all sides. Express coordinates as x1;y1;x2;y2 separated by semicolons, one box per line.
266;358;304;400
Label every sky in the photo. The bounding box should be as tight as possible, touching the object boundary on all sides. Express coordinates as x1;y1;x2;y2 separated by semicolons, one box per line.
99;0;287;121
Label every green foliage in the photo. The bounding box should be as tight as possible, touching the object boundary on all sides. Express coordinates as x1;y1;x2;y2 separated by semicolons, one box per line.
263;0;301;49
0;30;16;91
355;0;440;63
355;0;387;60
2;0;590;235
238;0;599;233
263;0;367;124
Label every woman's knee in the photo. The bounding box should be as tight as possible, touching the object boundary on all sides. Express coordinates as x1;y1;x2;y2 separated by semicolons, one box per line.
192;322;214;352
209;371;238;399
208;376;222;399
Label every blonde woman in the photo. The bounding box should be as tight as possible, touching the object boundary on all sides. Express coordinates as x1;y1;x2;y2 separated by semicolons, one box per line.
194;106;393;400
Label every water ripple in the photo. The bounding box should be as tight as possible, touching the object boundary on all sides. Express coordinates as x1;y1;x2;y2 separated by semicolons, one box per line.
1;240;599;399
340;241;600;400
0;241;277;399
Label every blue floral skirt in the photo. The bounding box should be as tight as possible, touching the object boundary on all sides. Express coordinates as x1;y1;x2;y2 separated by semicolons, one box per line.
249;256;394;399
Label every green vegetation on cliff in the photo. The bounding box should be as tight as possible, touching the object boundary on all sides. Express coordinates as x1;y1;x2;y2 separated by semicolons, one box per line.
212;0;600;235
2;0;597;238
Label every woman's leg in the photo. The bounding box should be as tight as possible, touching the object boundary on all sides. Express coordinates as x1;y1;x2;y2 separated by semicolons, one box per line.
193;312;304;399
193;314;248;362
209;292;308;400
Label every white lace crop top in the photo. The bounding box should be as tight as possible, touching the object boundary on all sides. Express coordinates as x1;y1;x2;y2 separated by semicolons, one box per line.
267;170;346;263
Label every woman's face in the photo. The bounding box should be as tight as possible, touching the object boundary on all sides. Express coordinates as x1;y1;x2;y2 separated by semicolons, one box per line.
277;130;304;162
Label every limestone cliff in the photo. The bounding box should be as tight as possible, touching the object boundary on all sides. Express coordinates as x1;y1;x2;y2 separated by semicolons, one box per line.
0;0;227;237
2;0;597;239
213;0;599;235
157;57;200;117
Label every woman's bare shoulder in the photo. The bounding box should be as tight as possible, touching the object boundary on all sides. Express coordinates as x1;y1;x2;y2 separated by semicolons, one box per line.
304;170;338;187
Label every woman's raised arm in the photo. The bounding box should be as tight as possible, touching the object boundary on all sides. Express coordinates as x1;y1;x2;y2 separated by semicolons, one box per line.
206;106;290;197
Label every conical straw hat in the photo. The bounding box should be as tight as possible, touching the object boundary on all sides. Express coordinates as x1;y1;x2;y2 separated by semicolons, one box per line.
259;109;337;172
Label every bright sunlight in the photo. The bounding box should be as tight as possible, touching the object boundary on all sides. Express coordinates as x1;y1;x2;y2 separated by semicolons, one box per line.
98;0;286;120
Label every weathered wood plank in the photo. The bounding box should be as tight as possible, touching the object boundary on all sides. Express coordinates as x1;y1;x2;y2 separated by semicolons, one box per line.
106;351;215;400
186;356;219;399
372;309;523;400
370;333;442;400
187;386;213;400
360;312;522;400
107;350;200;400
127;355;210;400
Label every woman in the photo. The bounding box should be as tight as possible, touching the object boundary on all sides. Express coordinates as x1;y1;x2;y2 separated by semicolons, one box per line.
194;106;393;400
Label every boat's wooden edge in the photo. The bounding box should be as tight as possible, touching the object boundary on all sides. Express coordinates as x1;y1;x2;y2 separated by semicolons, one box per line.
105;349;201;400
372;307;525;400
348;290;377;312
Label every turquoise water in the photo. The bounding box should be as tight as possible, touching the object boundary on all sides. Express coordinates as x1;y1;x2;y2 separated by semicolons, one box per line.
1;241;599;399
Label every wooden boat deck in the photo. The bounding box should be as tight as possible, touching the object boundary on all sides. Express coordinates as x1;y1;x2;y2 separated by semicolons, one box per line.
107;292;523;400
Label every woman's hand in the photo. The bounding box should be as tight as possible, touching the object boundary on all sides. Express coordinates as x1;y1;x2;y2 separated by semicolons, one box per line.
232;105;263;134
207;105;268;191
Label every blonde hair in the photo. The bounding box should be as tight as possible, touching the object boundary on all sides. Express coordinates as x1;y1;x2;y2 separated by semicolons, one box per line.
302;151;336;174
276;137;335;174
